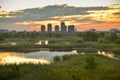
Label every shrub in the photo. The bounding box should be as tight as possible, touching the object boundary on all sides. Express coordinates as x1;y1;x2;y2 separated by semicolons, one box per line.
98;37;104;43
53;56;62;62
76;39;84;43
0;65;21;80
115;37;120;44
84;56;97;70
62;55;71;61
111;48;120;56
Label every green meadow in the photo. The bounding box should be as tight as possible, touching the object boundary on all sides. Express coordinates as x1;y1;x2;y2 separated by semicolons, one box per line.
0;53;120;80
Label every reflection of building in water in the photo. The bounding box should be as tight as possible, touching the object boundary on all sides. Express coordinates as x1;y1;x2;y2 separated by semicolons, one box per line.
35;40;49;45
45;40;48;45
38;41;42;45
97;51;119;60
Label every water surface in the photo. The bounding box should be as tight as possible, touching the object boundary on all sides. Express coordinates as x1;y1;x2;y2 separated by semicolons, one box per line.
17;51;78;60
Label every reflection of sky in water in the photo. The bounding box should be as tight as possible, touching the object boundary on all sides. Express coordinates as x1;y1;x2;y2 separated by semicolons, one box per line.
1;51;119;65
0;51;77;65
0;52;51;65
23;51;77;61
97;51;119;60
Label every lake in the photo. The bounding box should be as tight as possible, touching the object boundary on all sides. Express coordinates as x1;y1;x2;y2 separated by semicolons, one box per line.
15;50;78;60
0;50;78;65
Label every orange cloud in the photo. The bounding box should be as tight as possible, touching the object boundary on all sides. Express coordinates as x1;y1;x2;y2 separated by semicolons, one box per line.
15;20;73;31
15;3;120;31
76;22;120;31
29;25;40;31
15;19;120;31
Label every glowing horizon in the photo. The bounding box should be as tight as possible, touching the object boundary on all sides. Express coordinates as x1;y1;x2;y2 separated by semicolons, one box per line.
0;1;120;31
0;52;51;65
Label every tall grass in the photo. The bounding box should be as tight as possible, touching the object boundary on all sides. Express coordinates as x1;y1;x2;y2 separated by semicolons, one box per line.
0;53;120;80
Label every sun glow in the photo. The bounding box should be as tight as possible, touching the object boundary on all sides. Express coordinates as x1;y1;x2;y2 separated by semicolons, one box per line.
88;9;120;22
0;52;51;65
97;51;119;60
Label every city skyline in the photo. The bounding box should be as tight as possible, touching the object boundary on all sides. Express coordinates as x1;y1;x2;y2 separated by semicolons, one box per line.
40;22;75;32
0;0;120;31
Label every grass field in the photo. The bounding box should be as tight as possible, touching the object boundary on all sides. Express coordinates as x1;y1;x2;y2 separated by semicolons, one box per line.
0;53;120;80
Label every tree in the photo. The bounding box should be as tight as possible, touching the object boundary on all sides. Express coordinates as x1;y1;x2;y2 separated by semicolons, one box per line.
83;31;98;41
110;32;118;42
53;56;62;62
115;37;120;44
0;34;5;41
98;37;104;43
103;33;112;43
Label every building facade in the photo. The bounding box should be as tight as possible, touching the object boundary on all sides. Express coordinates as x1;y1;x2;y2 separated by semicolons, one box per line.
41;25;45;32
55;25;59;32
47;23;52;32
61;22;67;32
68;25;75;33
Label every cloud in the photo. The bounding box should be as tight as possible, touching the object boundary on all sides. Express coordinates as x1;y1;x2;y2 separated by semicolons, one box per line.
0;4;120;31
1;4;109;20
108;4;120;9
0;7;15;19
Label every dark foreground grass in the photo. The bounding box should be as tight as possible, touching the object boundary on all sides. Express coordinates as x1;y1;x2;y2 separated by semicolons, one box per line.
0;53;120;80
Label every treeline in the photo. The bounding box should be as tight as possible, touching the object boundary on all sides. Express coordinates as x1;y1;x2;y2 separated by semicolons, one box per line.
0;31;120;53
0;32;71;39
79;31;120;44
0;31;120;44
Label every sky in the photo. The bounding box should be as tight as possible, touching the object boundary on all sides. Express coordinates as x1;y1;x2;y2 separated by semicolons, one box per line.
0;0;120;31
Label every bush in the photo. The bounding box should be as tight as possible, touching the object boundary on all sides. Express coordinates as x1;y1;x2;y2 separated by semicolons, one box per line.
98;37;104;43
84;56;97;70
62;55;71;61
0;34;5;41
111;48;120;56
76;39;84;43
115;37;120;44
53;56;62;62
0;65;21;80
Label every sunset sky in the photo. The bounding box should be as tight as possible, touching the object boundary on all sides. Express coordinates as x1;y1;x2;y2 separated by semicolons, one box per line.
0;0;120;31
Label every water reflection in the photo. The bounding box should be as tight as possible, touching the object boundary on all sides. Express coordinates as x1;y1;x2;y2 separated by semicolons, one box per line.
26;51;78;60
97;51;119;60
0;51;119;65
0;51;78;65
0;52;51;65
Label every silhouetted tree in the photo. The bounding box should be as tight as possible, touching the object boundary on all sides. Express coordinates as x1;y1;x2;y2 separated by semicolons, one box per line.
83;31;98;41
